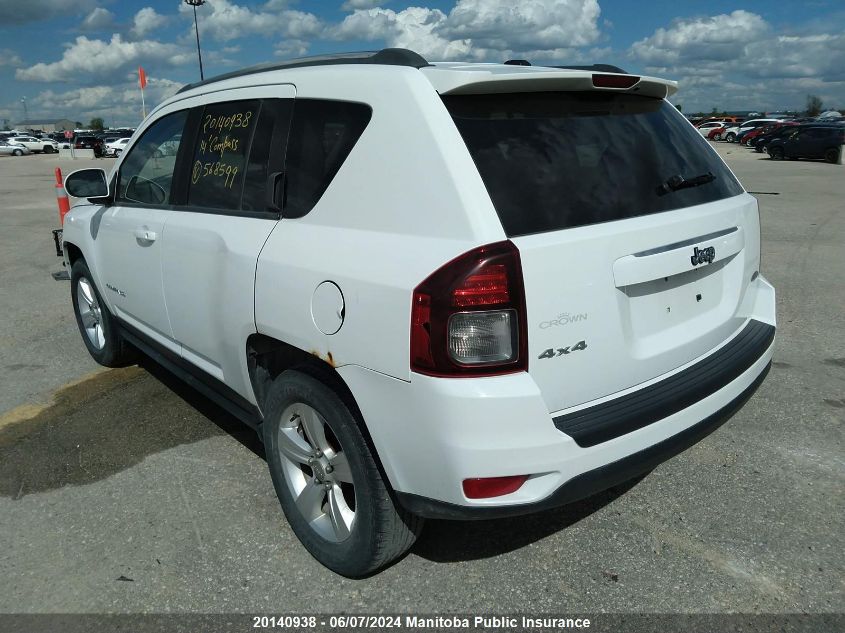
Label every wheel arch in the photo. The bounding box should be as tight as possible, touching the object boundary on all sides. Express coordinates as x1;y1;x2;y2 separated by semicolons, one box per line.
246;334;397;493
64;241;84;266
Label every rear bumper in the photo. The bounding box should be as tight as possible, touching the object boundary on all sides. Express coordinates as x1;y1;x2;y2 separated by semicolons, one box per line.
338;277;776;517
396;362;770;520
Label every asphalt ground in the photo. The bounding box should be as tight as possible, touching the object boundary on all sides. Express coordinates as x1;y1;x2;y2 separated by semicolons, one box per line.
0;146;843;615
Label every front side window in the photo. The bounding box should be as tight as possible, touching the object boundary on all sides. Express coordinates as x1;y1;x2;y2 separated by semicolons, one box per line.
444;91;744;237
118;110;188;205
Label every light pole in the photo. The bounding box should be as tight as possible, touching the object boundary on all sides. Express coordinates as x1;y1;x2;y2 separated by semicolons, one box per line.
184;0;206;81
20;97;28;121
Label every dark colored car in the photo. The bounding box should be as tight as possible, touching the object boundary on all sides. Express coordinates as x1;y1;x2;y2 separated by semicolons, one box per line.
743;122;794;147
73;135;105;157
752;123;800;152
735;128;756;145
767;125;845;162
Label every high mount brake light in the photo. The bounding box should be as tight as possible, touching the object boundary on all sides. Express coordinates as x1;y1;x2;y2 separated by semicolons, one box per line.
410;241;527;377
592;74;640;89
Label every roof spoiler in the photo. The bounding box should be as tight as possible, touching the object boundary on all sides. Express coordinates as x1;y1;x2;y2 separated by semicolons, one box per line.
437;70;678;99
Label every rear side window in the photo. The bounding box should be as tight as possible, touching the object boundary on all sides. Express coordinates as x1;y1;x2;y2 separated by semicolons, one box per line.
283;99;371;218
241;99;293;213
443;92;744;237
188;100;259;210
118;110;188;205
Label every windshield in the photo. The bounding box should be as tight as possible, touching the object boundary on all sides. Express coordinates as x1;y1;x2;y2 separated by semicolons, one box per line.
444;91;744;237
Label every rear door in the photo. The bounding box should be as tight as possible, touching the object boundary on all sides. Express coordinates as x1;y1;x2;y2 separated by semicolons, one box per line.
161;89;293;393
445;91;756;413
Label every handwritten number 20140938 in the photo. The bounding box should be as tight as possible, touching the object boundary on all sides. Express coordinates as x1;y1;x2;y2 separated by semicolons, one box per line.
202;110;252;134
193;109;253;189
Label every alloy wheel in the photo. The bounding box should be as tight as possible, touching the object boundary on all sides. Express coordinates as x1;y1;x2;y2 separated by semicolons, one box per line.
76;277;106;350
276;403;356;543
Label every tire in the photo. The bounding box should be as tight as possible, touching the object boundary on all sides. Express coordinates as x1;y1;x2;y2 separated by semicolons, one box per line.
263;370;422;577
12;149;22;156
714;133;722;141
769;147;784;161
70;259;135;367
725;132;736;143
43;145;54;154
824;148;839;164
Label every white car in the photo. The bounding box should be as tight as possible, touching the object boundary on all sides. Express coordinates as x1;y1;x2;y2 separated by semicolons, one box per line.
8;135;58;153
0;140;32;156
59;49;776;577
722;119;781;143
696;121;726;137
105;137;131;156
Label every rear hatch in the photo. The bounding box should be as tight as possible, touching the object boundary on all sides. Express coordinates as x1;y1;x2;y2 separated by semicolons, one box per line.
443;86;757;413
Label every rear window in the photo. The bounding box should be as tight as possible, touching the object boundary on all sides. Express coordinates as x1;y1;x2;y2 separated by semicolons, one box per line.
444;92;744;237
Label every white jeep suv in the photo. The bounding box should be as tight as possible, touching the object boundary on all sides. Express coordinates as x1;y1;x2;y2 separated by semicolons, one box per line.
60;49;776;577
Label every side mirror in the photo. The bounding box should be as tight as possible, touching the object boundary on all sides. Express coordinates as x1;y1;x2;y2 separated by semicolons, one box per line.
65;168;109;201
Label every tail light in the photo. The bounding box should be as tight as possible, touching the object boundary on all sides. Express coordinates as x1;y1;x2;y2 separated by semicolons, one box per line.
411;241;527;377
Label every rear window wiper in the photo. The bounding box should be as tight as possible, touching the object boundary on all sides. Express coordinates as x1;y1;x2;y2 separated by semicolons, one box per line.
657;172;715;196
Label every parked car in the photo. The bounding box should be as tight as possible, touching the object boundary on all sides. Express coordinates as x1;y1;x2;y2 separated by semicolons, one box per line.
7;135;58;153
73;135;105;157
767;125;845;162
0;140;32;156
105;137;131;157
696;121;725;137
59;49;776;577
707;125;729;141
744;123;796;149
752;124;798;152
722;119;781;143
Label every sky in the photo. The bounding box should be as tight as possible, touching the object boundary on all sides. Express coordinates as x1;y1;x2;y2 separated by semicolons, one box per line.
1;0;843;127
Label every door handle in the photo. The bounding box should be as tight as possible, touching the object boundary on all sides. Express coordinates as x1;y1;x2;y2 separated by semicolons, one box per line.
134;228;157;243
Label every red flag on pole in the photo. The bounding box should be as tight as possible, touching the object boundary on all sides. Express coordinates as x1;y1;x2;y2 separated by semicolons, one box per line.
138;67;147;89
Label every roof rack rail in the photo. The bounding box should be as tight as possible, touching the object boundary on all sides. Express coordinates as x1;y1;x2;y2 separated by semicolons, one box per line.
177;48;429;94
551;64;628;74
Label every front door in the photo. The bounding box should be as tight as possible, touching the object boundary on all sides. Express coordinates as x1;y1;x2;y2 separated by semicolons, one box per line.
98;110;189;348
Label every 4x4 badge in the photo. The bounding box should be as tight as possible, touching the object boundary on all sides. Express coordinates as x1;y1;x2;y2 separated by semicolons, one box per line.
538;340;587;359
691;246;716;266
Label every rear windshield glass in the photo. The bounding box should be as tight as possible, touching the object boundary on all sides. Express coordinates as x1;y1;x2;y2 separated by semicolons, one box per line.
443;92;744;237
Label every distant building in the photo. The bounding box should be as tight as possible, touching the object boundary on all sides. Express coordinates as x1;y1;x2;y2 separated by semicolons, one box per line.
12;118;76;133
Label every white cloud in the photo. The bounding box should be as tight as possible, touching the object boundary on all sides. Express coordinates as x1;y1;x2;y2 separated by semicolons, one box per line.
15;35;193;83
630;11;845;111
441;0;601;50
631;10;767;65
30;77;184;126
0;0;96;25
274;40;310;58
330;0;601;61
180;0;322;43
130;7;169;40
0;49;23;67
80;7;115;31
340;0;390;11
